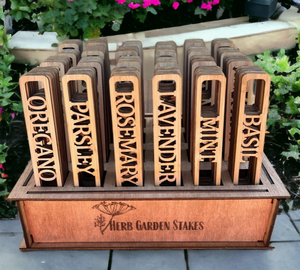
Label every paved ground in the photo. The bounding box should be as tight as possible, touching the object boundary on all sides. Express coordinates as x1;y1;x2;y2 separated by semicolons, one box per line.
0;209;300;270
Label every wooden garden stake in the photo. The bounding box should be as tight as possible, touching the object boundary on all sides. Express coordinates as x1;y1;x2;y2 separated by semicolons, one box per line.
222;54;254;161
40;55;72;164
62;67;104;187
78;57;110;162
57;49;81;67
228;66;271;185
192;66;226;186
152;42;182;186
211;38;235;61
152;70;182;186
216;47;239;68
188;55;217;160
184;47;210;145
115;46;139;63
19;67;68;186
109;68;143;187
8;38;291;251
82;39;113;143
58;39;83;53
40;56;72;81
116;43;145;127
183;39;206;122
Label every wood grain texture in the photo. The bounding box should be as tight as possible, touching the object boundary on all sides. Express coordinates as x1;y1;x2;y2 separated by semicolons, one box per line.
19;67;68;186
184;47;210;146
19;241;274;250
8;119;290;201
40;56;72;164
82;38;112;143
228;66;271;185
58;39;83;53
211;38;235;61
109;68;143;187
17;201;33;248
23;199;272;243
153;42;182;186
192;66;226;186
263;199;280;246
183;40;206;132
57;49;81;67
62;67;104;187
77;57;110;162
188;55;216;160
222;54;254;161
9;38;291;251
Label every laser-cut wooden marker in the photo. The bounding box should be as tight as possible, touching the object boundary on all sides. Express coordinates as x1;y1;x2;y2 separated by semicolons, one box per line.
192;66;226;186
228;66;271;185
19;67;68;187
62;67;104;187
109;67;143;187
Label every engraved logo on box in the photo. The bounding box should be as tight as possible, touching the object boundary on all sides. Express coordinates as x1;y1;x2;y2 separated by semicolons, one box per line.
93;201;204;235
93;201;136;235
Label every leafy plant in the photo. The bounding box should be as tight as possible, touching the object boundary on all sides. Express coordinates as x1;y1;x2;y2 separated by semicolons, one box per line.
254;48;300;145
0;25;23;124
254;37;300;210
8;0;237;40
0;10;30;218
9;0;38;22
11;0;132;40
0;145;9;198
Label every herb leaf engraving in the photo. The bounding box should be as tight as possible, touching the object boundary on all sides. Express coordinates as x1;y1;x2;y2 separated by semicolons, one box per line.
93;201;136;235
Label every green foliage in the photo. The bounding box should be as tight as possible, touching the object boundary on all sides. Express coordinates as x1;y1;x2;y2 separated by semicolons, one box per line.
8;0;236;40
0;25;10;57
23;0;131;40
8;0;47;22
0;25;23;125
9;0;33;21
254;47;300;132
0;144;8;164
194;6;208;16
255;42;300;209
0;12;27;217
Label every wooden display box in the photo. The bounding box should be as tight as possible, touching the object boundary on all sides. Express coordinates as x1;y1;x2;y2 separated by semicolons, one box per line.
8;38;290;250
8;119;289;250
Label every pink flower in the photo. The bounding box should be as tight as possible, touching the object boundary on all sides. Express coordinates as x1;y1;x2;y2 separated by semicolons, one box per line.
143;0;151;8
201;2;212;10
67;0;73;1
172;1;179;10
128;2;141;9
116;0;127;4
151;0;161;5
187;0;193;3
0;164;4;171
143;0;160;8
1;173;8;178
211;0;220;4
11;113;15;119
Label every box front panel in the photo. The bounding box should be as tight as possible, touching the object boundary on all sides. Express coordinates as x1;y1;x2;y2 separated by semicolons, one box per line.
24;199;272;243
